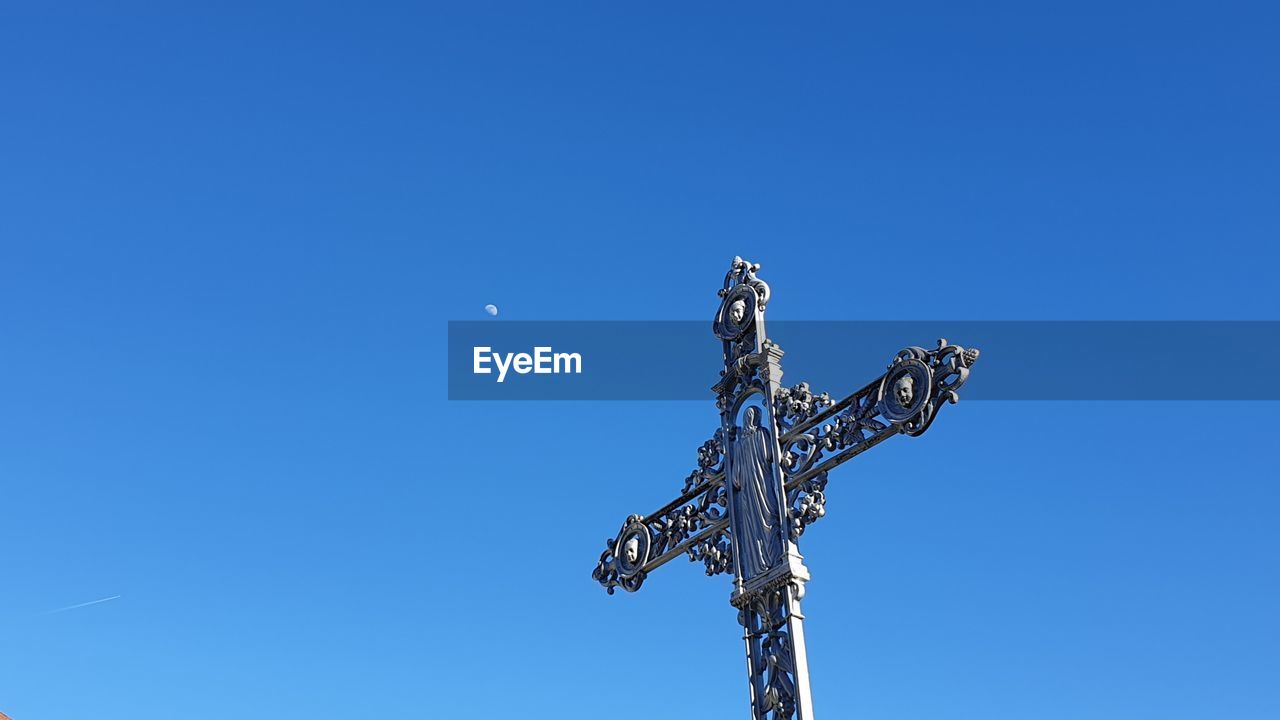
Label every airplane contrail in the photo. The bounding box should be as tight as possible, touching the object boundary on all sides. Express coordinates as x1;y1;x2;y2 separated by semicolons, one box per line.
39;595;121;616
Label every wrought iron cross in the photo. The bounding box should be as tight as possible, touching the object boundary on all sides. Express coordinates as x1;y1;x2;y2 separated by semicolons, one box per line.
593;257;981;720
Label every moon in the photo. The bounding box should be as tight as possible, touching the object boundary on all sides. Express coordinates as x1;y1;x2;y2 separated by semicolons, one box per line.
484;304;499;317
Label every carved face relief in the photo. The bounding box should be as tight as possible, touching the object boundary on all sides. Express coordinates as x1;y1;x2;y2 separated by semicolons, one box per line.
613;519;651;580
894;374;915;407
729;300;746;325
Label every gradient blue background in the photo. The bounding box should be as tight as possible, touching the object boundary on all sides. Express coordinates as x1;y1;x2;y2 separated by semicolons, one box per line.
2;3;1277;719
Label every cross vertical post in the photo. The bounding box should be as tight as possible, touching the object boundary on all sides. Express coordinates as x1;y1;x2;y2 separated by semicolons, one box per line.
593;257;981;719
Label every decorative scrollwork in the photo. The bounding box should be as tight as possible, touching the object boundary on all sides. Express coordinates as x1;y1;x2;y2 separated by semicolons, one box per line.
685;434;725;493
718;255;771;310
594;257;983;720
593;514;648;594
774;381;832;434
714;344;772;415
887;338;980;437
659;479;731;566
836;382;892;447
689;525;733;576
786;471;828;541
775;339;981;525
736;582;803;720
593;451;734;593
776;383;843;539
715;256;773;366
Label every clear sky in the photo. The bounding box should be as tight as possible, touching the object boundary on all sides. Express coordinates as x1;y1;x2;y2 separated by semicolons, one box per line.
2;3;1277;719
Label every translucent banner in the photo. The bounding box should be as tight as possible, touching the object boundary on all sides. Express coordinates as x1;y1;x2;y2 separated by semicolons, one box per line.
447;321;1280;401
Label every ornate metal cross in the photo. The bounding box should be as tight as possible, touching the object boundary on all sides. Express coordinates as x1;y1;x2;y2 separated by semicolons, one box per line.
593;257;981;720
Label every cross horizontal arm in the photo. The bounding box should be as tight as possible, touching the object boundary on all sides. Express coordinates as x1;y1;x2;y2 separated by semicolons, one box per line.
593;437;734;594
634;473;730;573
777;375;898;487
774;339;980;539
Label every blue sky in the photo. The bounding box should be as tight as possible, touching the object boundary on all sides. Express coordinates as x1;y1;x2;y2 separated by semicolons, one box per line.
1;3;1277;719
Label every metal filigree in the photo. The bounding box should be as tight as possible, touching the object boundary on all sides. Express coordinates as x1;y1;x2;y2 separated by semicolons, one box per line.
786;470;828;541
734;579;807;720
593;258;981;720
776;338;981;493
714;256;772;367
686;435;724;493
592;436;735;594
774;382;832;433
689;525;733;577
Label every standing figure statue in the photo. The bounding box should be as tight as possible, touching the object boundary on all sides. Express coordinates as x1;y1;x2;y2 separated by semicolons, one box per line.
728;405;784;582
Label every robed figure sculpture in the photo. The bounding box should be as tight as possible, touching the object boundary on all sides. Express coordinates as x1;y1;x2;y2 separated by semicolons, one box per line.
728;405;784;581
